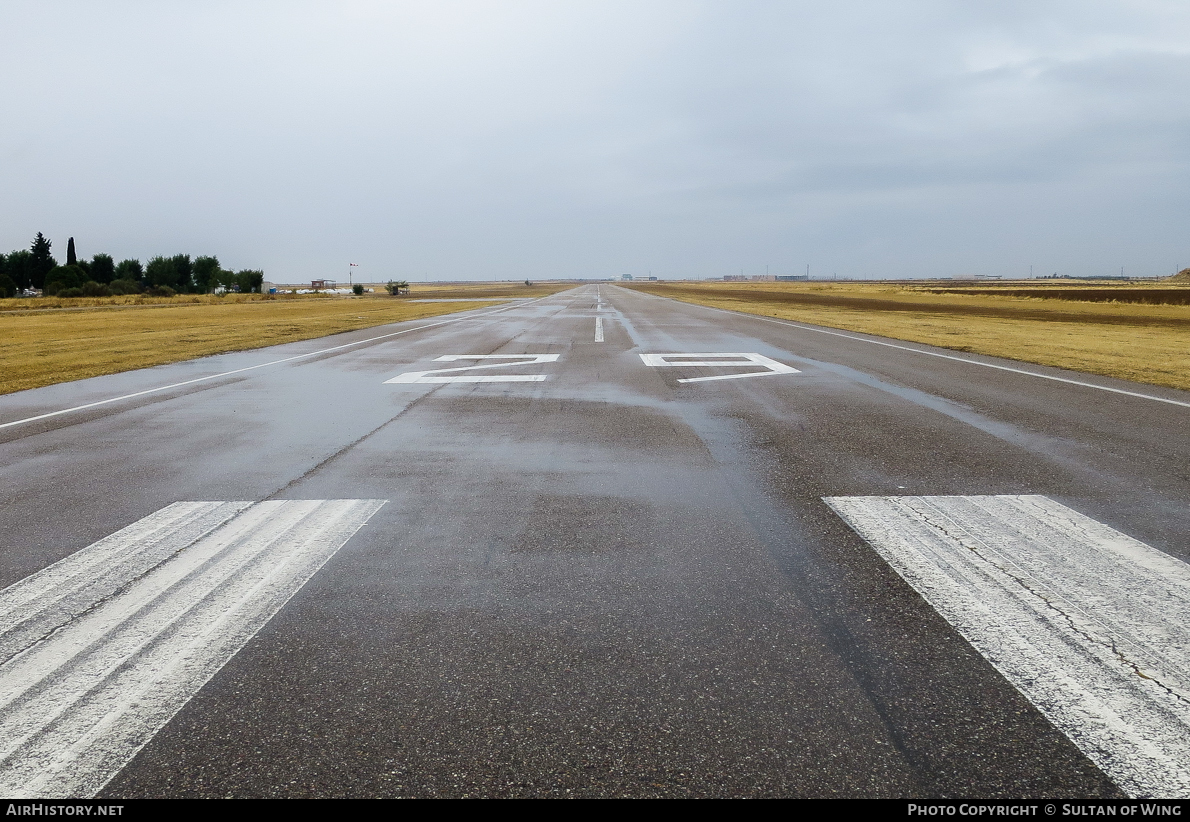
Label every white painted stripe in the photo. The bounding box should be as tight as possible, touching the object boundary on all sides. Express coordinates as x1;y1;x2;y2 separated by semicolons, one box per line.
430;354;558;363
595;316;604;342
385;354;559;384
0;498;386;798
0;294;565;432
623;287;1190;409
639;353;799;383
824;494;1190;798
390;374;546;383
0;501;252;663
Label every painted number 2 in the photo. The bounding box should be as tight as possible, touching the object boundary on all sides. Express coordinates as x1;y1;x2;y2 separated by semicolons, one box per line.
639;353;799;383
385;354;561;384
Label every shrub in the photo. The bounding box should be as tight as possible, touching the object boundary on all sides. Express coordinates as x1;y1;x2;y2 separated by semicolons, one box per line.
81;281;112;297
57;287;84;298
146;284;176;297
352;284;364;295
109;278;141;295
43;265;86;296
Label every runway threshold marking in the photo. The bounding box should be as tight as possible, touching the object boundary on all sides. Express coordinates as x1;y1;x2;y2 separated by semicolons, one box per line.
825;494;1190;798
0;295;559;433
0;498;386;798
595;317;604;342
385;354;561;384
639;353;799;383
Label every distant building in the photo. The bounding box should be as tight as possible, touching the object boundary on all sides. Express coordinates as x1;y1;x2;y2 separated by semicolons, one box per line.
724;275;748;282
621;273;633;281
775;275;808;281
752;275;775;281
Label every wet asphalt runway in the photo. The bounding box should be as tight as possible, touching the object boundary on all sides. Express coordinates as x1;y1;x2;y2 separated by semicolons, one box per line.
1;284;1187;798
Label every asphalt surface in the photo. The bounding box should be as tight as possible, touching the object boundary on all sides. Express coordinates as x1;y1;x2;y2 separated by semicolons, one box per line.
1;284;1187;798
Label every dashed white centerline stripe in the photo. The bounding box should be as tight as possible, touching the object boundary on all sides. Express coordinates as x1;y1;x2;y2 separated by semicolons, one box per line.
0;295;562;432
595;317;604;342
824;494;1190;798
0;498;386;798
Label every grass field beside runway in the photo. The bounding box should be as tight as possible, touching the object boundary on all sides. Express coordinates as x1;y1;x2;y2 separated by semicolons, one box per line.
625;281;1190;391
0;282;572;395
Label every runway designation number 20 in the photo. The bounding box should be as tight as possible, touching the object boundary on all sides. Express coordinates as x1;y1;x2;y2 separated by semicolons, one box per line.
385;354;561;384
639;353;799;383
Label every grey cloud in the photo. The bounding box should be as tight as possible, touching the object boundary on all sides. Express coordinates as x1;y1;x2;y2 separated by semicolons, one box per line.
1;1;1188;281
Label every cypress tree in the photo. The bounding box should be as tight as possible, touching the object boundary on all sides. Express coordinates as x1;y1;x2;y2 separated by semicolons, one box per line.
67;237;77;266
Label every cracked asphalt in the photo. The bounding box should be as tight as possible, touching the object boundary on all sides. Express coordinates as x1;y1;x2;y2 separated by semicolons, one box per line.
1;284;1186;797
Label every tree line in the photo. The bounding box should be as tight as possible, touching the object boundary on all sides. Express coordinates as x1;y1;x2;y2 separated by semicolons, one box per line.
0;233;264;298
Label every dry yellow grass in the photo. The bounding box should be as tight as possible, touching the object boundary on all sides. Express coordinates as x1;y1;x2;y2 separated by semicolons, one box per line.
0;282;572;395
626;281;1190;392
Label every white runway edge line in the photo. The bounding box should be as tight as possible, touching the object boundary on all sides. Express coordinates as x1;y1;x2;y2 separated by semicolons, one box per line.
0;294;559;432
824;494;1190;798
0;498;386;798
623;288;1190;409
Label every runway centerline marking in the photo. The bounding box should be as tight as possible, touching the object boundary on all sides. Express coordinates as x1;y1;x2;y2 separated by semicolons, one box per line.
639;353;799;383
0;294;562;433
595;317;604;342
385;354;561;384
0;498;386;798
825;494;1190;798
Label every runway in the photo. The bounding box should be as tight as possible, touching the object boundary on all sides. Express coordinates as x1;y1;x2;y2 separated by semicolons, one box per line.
0;284;1186;798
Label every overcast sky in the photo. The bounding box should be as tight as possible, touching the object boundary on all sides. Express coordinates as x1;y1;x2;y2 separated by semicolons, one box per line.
2;1;1188;281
